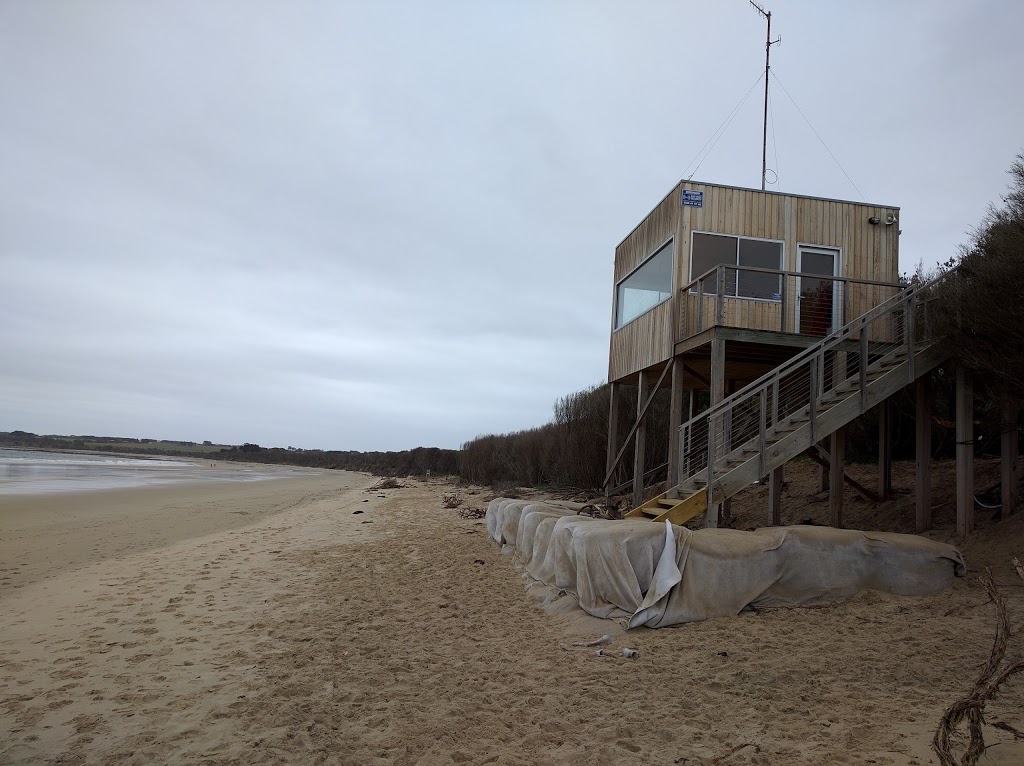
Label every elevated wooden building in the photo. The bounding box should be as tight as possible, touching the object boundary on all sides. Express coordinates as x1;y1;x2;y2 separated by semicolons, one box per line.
605;180;1016;534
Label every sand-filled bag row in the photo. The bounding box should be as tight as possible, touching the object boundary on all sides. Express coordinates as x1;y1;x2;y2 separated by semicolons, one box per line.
486;497;967;629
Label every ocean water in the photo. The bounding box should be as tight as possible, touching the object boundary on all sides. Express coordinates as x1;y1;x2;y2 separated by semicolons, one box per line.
0;449;304;495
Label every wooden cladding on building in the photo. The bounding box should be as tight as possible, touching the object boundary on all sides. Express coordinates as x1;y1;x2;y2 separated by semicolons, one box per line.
609;181;900;383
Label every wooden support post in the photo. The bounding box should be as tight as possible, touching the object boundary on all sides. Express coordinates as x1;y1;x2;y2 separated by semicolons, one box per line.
829;426;846;528
769;465;784;526
956;366;975;537
667;358;685;488
705;339;726;528
721;379;735;527
915;373;932;533
605;381;620;499
878;399;893;501
710;340;726;404
818;440;829;492
632;373;650;509
1002;402;1019;518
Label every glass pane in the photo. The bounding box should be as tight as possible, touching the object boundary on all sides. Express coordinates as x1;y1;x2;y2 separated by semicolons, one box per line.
800;251;834;276
737;239;782;299
690;233;737;296
799;251;837;335
615;241;672;328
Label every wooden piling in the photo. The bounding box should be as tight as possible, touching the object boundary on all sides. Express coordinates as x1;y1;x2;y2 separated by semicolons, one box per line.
956;366;974;537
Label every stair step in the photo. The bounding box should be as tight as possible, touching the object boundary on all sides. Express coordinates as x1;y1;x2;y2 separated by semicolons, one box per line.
692;477;707;486
656;498;679;507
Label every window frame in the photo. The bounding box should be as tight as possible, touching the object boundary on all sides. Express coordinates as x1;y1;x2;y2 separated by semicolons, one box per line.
613;237;675;331
688;231;785;303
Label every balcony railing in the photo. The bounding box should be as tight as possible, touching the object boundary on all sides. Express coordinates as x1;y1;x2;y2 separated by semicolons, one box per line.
679;265;905;342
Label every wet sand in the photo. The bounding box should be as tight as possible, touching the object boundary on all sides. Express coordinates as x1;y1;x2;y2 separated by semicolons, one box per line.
2;469;1023;765
0;464;355;593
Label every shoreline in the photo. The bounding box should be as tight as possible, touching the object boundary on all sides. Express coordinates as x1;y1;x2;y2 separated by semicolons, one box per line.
0;468;364;593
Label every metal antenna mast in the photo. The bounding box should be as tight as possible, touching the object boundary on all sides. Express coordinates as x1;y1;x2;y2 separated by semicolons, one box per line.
751;2;780;190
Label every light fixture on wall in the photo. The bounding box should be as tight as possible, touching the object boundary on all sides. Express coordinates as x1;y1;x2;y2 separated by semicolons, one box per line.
868;216;880;225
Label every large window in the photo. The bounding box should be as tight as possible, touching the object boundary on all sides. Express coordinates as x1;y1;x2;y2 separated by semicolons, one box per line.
690;232;783;300
615;240;672;329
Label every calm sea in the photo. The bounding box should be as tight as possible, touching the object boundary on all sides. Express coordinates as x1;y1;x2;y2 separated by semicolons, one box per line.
0;449;305;495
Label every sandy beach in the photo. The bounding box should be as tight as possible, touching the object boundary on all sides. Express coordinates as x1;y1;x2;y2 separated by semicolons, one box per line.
2;465;1023;765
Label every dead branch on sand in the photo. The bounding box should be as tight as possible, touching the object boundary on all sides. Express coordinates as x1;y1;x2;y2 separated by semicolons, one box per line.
457;507;485;519
933;567;1024;766
441;493;464;509
368;477;405;491
575;503;623;520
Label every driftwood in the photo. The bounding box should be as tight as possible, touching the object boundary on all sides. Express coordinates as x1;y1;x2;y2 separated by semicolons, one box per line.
576;503;623;521
368;477;405;491
571;635;612;647
932;567;1024;766
441;493;464;509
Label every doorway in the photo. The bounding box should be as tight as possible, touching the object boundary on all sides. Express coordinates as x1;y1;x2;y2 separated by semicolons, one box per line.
796;246;841;336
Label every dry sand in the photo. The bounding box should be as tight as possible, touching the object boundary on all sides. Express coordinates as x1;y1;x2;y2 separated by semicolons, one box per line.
2;463;1023;765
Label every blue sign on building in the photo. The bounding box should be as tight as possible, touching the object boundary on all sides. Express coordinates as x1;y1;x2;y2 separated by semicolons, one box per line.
681;189;703;208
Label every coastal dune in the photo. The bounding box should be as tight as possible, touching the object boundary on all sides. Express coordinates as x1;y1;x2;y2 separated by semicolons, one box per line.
2;473;1023;765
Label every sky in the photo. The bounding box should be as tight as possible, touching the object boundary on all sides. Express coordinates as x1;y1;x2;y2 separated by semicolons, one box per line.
2;1;1022;452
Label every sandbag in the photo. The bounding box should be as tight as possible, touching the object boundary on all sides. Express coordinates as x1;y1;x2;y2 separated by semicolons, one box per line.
633;524;966;628
484;499;966;628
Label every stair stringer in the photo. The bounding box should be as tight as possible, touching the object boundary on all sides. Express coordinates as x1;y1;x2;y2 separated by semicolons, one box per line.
688;343;949;506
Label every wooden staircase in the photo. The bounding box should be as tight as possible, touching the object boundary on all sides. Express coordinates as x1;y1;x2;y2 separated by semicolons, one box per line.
625;487;708;526
625;273;951;526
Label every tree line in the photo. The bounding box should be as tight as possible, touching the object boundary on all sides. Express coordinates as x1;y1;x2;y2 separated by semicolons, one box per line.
0;431;460;477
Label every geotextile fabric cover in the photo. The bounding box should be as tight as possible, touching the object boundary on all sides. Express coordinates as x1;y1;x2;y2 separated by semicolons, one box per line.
485;497;966;628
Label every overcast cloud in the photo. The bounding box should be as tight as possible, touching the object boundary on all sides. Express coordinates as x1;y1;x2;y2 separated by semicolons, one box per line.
2;1;1022;451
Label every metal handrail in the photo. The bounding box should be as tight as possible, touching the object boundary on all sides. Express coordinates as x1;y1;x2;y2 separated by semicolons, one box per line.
678;264;906;340
707;277;918;413
680;264;905;295
677;267;956;504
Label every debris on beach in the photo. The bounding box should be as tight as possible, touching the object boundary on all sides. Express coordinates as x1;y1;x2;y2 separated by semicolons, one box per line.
368;477;405;491
595;647;640;659
442;492;464;508
572;635;612;647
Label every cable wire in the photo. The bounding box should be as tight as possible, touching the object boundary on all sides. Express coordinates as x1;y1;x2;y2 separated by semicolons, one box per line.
769;70;865;201
680;71;765;182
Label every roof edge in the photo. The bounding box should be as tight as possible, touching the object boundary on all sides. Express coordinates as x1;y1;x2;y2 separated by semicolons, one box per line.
615;178;899;250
